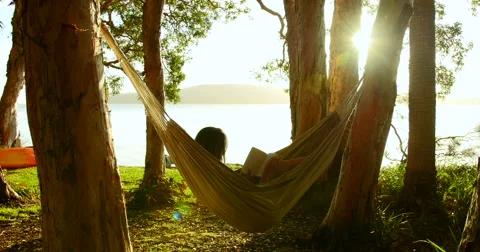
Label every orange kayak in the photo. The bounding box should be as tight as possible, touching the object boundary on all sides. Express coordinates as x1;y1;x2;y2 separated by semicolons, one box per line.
0;148;37;169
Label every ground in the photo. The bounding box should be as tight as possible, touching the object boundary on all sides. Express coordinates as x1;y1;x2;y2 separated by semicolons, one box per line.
0;204;325;251
0;164;477;251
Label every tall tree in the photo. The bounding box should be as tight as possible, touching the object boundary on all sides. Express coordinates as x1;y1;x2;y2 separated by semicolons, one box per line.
23;0;132;250
320;0;413;243
325;0;362;180
403;0;437;204
0;1;23;148
142;0;166;187
284;0;328;140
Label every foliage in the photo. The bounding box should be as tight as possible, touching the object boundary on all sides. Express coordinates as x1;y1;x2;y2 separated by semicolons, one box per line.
435;10;473;99
414;239;447;252
362;0;379;15
437;164;477;232
252;58;289;84
374;163;477;251
471;0;480;16
104;74;123;101
377;164;406;200
102;0;249;102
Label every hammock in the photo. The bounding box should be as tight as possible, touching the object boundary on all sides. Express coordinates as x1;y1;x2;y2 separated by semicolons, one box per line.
100;23;362;233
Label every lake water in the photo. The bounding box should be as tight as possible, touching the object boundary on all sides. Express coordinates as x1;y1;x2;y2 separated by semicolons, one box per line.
16;103;480;167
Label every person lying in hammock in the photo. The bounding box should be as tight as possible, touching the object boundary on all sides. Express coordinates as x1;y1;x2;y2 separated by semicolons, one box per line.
195;127;305;183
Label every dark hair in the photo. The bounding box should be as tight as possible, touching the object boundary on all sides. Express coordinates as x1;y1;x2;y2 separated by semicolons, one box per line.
195;127;228;162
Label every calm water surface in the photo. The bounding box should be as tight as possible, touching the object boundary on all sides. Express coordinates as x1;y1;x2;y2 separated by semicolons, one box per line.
17;103;480;167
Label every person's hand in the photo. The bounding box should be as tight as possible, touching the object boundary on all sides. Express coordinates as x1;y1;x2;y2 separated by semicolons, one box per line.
260;155;281;183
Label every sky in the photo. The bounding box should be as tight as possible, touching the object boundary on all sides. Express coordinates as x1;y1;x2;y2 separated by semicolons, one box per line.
0;0;478;102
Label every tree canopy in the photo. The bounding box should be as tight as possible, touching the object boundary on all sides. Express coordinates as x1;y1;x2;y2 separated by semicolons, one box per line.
254;1;475;100
102;0;249;102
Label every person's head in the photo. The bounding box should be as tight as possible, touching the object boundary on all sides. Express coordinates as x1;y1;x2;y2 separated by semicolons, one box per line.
195;126;228;162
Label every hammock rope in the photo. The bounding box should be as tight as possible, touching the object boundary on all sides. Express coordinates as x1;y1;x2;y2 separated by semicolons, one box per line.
100;23;363;232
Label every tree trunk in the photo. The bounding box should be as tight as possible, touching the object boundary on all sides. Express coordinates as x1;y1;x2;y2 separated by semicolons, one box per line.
0;1;24;148
404;0;437;204
320;0;413;240
327;0;361;113
0;167;22;203
23;0;132;250
284;0;327;140
141;0;166;187
457;157;480;252
324;0;361;182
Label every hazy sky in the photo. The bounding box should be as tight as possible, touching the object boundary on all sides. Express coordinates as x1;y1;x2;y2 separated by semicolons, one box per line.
0;0;478;102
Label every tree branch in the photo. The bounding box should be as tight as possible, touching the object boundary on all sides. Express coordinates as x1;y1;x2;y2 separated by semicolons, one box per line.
390;123;407;163
101;0;117;13
435;134;469;144
103;59;119;66
103;60;122;70
255;0;286;39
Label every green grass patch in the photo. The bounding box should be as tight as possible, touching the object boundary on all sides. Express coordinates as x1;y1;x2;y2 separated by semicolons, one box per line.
3;168;41;201
371;163;478;251
0;204;40;222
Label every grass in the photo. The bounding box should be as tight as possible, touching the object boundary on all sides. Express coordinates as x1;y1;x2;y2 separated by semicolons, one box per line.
372;163;478;251
0;163;478;251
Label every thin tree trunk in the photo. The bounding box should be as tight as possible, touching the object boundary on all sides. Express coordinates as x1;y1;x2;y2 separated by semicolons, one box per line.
0;168;22;203
457;157;480;252
404;0;437;204
23;0;132;250
320;0;413;240
0;1;24;148
284;0;327;141
142;0;166;187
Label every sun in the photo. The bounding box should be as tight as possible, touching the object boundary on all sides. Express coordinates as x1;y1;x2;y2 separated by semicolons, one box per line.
352;28;373;66
352;31;372;53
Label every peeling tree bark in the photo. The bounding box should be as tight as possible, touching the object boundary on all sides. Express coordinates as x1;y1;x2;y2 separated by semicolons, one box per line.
0;0;24;148
321;0;413;239
284;0;327;140
457;157;480;252
23;0;132;250
142;0;167;188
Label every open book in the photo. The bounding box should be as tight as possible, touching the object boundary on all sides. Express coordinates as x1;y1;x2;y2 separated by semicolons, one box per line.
240;147;276;177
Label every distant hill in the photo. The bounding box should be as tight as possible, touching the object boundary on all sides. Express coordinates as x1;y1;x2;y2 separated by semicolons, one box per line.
108;84;289;104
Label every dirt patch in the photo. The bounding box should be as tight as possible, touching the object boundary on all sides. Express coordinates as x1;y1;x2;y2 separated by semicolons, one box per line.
0;218;42;251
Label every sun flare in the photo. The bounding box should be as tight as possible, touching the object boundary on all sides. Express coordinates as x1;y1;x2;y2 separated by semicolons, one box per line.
352;31;372;53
